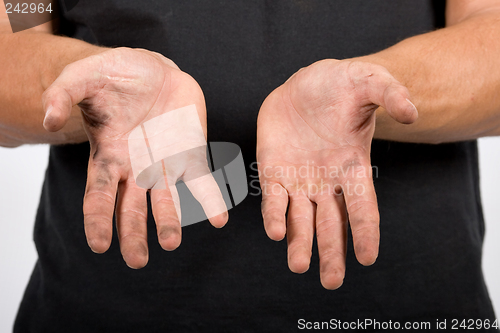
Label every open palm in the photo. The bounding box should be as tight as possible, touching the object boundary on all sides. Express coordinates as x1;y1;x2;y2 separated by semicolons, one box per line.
43;47;227;268
257;60;418;289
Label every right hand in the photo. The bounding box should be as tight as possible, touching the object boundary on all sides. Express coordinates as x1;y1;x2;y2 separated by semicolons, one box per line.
42;47;228;268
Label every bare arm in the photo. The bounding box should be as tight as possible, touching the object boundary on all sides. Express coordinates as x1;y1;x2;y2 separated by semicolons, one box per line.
364;0;500;144
0;1;229;267
256;0;500;289
0;0;104;147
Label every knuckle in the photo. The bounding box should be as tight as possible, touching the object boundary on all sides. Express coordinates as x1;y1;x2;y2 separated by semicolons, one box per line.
155;196;177;207
320;247;345;263
290;232;312;245
262;205;285;218
84;215;111;232
352;224;380;241
120;232;147;243
316;218;343;234
158;218;181;229
84;191;115;207
120;208;147;222
288;215;311;226
288;245;311;260
347;200;378;217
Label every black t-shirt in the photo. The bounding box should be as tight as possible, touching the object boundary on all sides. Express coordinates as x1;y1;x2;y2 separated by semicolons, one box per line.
15;1;497;332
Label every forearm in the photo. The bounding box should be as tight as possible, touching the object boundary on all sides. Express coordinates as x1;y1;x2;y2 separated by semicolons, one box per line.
0;31;105;146
359;9;500;144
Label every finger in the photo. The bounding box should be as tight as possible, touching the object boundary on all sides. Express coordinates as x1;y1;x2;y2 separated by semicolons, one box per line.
341;159;380;266
184;173;228;228
42;57;101;132
261;180;289;241
286;194;315;274
83;160;120;254
116;179;149;269
151;184;182;251
378;82;418;125
315;192;348;290
350;61;418;124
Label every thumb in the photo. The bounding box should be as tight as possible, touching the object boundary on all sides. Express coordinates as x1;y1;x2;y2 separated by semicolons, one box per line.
42;85;74;132
354;62;419;124
377;81;418;125
41;58;101;132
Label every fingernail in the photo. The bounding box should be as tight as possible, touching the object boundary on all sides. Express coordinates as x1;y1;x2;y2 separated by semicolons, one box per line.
406;98;418;114
43;105;53;129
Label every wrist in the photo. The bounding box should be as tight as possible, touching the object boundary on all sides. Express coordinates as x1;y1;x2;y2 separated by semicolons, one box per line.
40;39;108;91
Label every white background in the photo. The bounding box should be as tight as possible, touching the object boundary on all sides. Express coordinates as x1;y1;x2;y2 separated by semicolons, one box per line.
0;140;499;332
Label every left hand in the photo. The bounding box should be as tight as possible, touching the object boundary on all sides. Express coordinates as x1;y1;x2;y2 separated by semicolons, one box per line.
256;59;418;289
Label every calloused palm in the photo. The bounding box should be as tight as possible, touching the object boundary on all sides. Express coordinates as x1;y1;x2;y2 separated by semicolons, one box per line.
257;59;417;289
42;47;227;269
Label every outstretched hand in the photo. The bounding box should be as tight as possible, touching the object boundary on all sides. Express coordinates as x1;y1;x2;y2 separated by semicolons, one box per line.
42;47;228;268
257;60;417;289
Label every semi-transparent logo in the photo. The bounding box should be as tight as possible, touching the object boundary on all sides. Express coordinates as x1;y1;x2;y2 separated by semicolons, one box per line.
128;105;248;227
